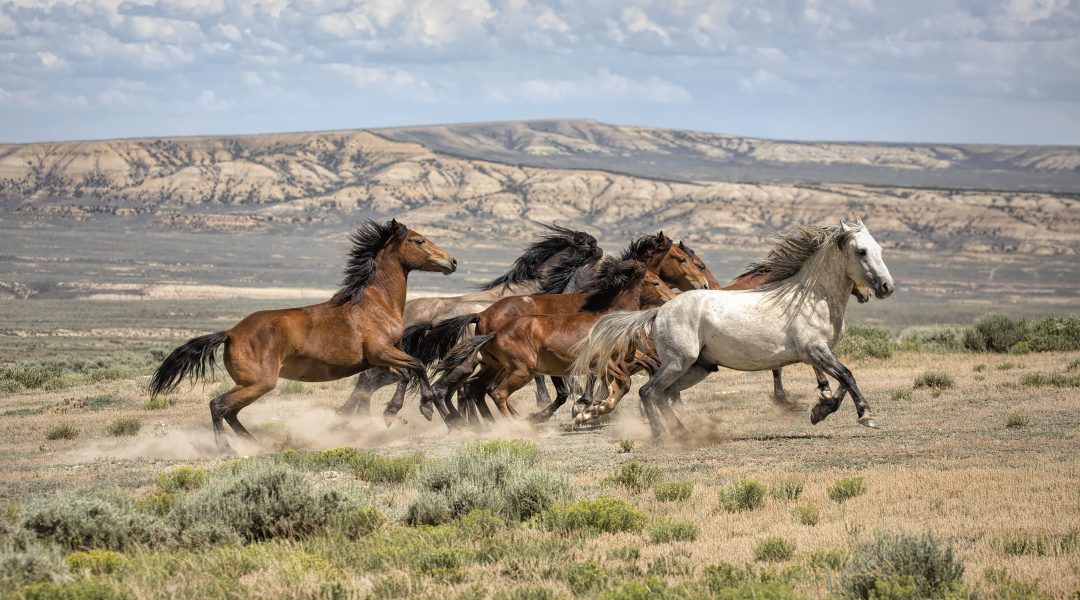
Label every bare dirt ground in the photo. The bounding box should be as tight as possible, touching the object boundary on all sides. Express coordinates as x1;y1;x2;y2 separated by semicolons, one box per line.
2;339;1078;597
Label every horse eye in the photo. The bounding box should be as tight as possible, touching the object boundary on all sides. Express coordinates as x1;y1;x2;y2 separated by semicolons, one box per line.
856;249;867;256
677;258;686;264
415;239;425;245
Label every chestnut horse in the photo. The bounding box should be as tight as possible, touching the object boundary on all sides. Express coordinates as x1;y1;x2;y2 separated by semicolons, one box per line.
149;220;457;447
434;260;674;420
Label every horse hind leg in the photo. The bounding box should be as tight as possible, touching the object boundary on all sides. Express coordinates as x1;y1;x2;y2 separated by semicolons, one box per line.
529;376;571;424
338;367;398;418
772;368;787;402
211;381;274;450
534;375;552;407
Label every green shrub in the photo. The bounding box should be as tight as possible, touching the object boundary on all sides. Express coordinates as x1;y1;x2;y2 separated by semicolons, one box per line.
597;576;679;600
534;497;646;534
617;439;635;453
769;477;804;502
0;365;64;393
896;326;967;353
339;505;384;539
493;586;561;600
836;325;894;360
603;461;661;493
754;536;795;562
828;477;866;503
792;503;820;526
21;492;170;551
888;389;912;402
65;549;127;575
155;467;207;493
1023;316;1080;352
406;443;569;525
278;447;422;483
455;509;504;538
1000;533;1048;557
1019;373;1080;388
1008;341;1032;355
561;561;608;596
913;372;954;391
807;548;847;571
171;461;340;543
20;578;127;600
647;520;698;544
1067;358;1080;371
1005;413;1030;429
83;395;123;411
718;478;766;512
964;313;1027;353
132;493;174;517
44;424;78;441
412;547;464;583
697;566;803;599
0;539;68;590
841;532;964;599
653;481;693;502
105;418;140;437
983;567;1049;600
141;397;173;410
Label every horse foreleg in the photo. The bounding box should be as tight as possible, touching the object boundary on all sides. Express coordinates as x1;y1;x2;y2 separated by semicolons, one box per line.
529;376;571;423
813;367;833;401
373;347;461;428
810;385;848;424
534;375;551;407
808;348;876;428
488;368;531;419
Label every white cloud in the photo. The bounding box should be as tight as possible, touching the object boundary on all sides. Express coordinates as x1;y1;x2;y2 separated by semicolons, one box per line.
196;89;230;111
1004;0;1066;23
498;68;691;104
326;63;429;93
739;69;796;94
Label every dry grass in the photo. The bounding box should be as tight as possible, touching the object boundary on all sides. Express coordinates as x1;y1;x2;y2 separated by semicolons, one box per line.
1;338;1078;597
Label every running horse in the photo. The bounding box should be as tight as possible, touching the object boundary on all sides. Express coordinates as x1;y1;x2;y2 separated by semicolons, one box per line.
572;220;895;435
149;220;457;448
336;224;603;423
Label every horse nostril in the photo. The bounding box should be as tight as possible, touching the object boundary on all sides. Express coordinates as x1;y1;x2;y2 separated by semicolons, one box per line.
451;258;458;267
882;282;892;293
701;283;709;290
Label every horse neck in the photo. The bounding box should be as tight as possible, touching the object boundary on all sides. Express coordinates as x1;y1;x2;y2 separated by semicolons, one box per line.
607;280;644;311
779;245;854;325
366;251;410;313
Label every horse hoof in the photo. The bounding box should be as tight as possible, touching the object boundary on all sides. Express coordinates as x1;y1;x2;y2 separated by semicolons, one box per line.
382;413;395;428
858;416;879;429
419;403;434;421
810;406;826;425
817;390;833;402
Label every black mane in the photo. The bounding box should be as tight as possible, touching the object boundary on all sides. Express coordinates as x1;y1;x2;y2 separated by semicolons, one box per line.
579;260;646;312
330;220;407;305
538;252;602;295
480;223;597;291
619;232;672;262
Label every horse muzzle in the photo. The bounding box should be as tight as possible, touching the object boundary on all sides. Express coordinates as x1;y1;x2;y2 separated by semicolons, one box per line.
437;258;458;275
874;280;894;299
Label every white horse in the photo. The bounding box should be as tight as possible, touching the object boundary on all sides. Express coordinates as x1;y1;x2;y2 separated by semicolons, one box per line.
571;220;895;435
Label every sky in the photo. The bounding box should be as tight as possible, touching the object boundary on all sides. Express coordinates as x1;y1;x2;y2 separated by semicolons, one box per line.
1;0;1078;145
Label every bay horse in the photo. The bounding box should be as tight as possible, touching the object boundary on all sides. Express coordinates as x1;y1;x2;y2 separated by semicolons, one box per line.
572;220;894;436
336;224;603;423
409;232;707;418
435;260;675;420
149;220;457;448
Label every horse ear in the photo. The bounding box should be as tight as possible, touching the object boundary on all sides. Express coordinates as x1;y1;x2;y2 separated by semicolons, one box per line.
839;220;854;233
390;219;407;238
856;217;865;228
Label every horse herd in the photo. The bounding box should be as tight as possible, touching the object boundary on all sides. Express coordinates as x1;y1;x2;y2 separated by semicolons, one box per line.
150;219;895;449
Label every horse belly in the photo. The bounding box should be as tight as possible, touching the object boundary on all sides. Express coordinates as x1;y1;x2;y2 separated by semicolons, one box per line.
699;307;797;372
279;357;362;382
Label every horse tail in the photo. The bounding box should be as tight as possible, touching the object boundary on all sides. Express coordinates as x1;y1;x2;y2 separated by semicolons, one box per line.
432;334;494;388
423;314;479;366
149;331;229;397
569;309;658;381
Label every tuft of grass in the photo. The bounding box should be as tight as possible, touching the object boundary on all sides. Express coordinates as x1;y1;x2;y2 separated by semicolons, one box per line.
973;364;986;372
647;519;698;544
835;325;894;360
1005;413;1030;429
841;532;965;599
339;505;385;539
807;548;847;571
603;461;661;493
717;478;766;513
754;536;796;562
276;380;308;395
83;394;124;411
560;561;608;596
106;417;141;437
913;371;955;391
653;481;693;502
19;578;127;599
983;567;1050;600
155;466;208;493
0;365;64;393
1067;358;1080;371
1019;373;1080;388
616;438;635;453
172;461;340;543
887;389;912;402
0;538;69;589
896;326;967;353
768;477;804;502
792;503;820;526
44;423;78;441
999;533;1048;557
469;439;541;463
141;396;174;410
533;497;646;534
278;447;423;483
21;491;170;551
406;443;569;525
996;361;1019;371
828;477;866;503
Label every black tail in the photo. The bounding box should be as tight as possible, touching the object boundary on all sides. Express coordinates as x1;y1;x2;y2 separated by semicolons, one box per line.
149;332;229;397
433;334;494;388
399;322;433;360
422;314;479;366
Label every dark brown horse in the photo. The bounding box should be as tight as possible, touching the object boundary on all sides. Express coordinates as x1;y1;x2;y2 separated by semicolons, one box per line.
434;260;673;420
149;220;457;447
